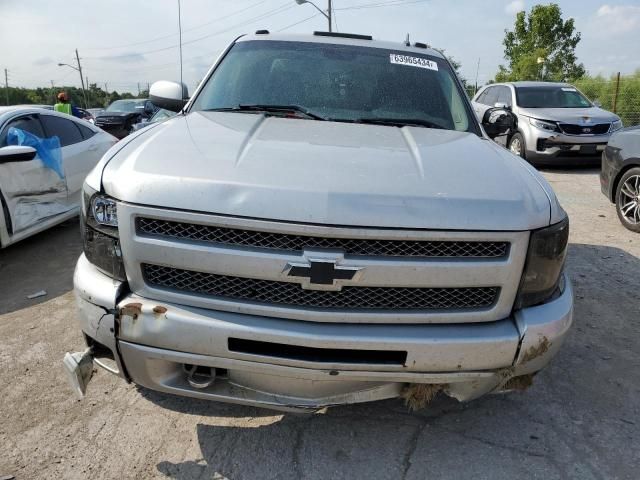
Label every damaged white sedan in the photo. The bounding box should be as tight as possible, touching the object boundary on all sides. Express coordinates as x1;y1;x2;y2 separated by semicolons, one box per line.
0;107;116;247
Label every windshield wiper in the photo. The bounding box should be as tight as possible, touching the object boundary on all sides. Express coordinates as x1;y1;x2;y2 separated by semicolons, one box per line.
354;117;447;130
206;104;326;120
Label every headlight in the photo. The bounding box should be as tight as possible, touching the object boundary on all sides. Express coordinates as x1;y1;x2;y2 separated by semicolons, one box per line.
611;120;623;132
81;184;126;282
516;217;569;309
528;117;560;132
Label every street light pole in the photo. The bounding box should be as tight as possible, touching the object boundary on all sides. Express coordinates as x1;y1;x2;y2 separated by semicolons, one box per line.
294;0;332;32
75;49;88;108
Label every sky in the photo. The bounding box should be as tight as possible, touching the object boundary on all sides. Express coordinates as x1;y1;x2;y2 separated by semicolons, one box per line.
0;0;639;94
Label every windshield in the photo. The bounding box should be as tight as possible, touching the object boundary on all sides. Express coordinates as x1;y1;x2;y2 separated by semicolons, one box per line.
516;86;592;108
106;99;146;113
191;40;474;132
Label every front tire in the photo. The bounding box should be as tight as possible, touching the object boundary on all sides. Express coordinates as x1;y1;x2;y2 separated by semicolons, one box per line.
615;167;640;233
508;132;526;159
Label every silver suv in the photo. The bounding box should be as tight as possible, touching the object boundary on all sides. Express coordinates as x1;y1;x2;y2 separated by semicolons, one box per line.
472;81;622;165
64;32;573;412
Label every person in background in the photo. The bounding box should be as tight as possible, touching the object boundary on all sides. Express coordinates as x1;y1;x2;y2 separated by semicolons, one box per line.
54;91;82;118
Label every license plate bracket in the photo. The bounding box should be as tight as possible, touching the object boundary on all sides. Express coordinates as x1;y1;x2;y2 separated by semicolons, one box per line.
580;145;597;155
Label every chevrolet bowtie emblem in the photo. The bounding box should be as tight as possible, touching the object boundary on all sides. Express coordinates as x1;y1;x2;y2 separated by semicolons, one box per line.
284;255;363;291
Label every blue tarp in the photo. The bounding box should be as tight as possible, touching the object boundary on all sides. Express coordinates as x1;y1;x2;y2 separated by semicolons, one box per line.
7;127;64;179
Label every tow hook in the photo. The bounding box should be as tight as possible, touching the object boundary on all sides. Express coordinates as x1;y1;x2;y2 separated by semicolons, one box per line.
184;364;216;389
62;348;95;398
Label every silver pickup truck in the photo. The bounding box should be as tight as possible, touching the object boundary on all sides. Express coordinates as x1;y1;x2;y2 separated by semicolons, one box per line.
64;32;573;412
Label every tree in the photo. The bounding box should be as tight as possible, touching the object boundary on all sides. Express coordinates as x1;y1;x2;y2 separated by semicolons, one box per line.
496;3;585;82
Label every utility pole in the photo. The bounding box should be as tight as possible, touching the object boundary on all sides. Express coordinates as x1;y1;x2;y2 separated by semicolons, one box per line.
75;49;88;108
474;58;480;97
295;0;332;32
86;76;90;107
51;80;55;104
4;69;8;106
137;82;141;96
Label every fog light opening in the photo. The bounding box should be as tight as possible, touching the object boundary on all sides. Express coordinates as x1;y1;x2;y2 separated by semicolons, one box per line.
183;364;216;389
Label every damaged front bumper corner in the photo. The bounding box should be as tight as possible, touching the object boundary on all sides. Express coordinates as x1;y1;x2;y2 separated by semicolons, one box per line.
67;254;573;411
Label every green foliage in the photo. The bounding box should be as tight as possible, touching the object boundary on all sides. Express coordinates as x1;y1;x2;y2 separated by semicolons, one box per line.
2;84;138;109
574;71;640;126
497;3;585;82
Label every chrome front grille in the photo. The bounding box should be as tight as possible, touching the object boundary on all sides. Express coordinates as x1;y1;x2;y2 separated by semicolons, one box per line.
142;264;500;311
136;217;509;258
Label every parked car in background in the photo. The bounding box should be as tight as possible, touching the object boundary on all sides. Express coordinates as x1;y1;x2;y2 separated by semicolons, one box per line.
131;108;175;132
0;106;117;247
87;108;104;118
601;125;640;232
472;81;623;165
76;108;95;124
94;99;156;139
66;32;572;413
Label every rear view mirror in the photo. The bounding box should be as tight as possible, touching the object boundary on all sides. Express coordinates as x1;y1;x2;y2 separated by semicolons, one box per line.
482;107;516;139
593;100;602;108
0;145;37;162
149;80;189;112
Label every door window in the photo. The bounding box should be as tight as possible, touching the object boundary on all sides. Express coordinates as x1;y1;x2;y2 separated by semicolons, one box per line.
497;86;512;107
476;89;489;105
482;87;499;106
0;115;46;146
76;122;97;140
40;115;84;147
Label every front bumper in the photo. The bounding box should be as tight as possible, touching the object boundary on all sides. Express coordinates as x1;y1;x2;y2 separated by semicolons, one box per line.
72;254;573;411
95;122;129;139
521;124;610;163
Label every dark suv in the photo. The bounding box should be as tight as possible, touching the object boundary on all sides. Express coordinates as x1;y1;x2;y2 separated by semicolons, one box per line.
94;99;156;139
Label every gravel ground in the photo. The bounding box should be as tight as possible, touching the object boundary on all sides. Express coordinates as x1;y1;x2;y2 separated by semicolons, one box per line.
1;167;639;480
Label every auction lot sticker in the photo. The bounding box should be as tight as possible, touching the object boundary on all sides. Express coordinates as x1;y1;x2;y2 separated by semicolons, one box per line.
390;53;438;71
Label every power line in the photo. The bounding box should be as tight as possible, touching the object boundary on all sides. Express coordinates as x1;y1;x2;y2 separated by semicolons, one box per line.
335;0;429;10
85;3;294;59
277;13;321;32
84;0;268;52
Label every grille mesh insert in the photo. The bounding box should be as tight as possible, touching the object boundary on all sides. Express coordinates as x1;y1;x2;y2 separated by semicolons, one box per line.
559;123;610;135
142;264;499;311
136;218;509;258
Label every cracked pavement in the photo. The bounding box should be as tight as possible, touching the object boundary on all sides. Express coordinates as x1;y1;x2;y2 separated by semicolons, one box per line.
1;168;639;479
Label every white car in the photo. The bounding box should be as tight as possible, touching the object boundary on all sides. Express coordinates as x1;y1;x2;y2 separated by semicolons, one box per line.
0;106;117;247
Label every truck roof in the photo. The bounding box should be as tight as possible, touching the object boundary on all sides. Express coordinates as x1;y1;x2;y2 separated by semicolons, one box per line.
237;31;445;59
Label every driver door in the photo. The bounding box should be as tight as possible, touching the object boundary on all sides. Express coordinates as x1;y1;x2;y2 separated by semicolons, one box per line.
0;113;69;235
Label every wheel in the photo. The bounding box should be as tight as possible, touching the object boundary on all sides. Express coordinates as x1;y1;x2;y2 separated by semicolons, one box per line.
615;167;640;233
508;132;526;159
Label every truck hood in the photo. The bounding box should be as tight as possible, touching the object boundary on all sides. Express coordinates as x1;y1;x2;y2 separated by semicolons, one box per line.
518;106;619;124
101;111;553;230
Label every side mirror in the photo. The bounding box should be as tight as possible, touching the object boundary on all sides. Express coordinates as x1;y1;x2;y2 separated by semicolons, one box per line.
149;80;189;112
0;145;37;163
494;102;510;110
482;107;516;139
593;100;602;108
143;102;155;115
